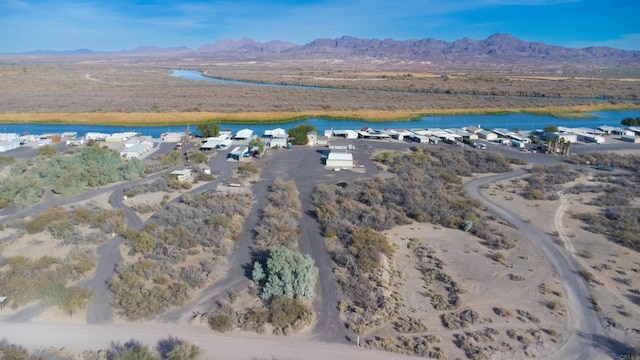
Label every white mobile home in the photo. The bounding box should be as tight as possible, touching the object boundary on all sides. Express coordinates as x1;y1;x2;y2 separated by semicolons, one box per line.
268;138;288;148
621;135;640;143
218;139;233;150
234;129;254;140
0;140;20;152
264;128;287;138
326;130;358;139
477;130;498;141
170;169;192;182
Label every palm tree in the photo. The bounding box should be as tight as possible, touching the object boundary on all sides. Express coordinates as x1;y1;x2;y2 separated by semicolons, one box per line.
562;140;572;156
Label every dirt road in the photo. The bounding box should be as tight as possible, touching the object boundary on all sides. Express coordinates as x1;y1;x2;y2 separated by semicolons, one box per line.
0;322;416;360
464;170;623;359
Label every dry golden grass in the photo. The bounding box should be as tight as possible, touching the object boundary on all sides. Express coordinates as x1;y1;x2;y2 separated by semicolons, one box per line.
1;103;638;126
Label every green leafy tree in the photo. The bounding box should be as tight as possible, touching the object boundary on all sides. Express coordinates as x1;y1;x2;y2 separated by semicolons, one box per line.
248;137;265;153
621;117;640;126
543;125;558;133
255;246;318;300
288;124;318;145
197;120;221;137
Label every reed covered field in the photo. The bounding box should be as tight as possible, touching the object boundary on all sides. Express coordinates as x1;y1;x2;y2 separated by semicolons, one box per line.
0;59;638;125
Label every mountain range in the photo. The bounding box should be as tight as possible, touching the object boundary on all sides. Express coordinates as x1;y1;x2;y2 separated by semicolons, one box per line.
8;34;640;71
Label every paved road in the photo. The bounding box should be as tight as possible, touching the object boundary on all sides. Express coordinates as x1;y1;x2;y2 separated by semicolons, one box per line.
464;170;625;359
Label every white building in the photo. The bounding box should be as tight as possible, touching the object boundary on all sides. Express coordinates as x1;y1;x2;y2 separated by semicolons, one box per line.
491;128;511;137
446;128;477;140
628;126;640;136
326;130;358;139
218;139;233;150
200;139;222;151
268;138;288;148
621;135;640;143
325;152;354;169
264;128;287;138
477;130;498;141
66;138;86;146
0;140;20;152
106;132;138;143
0;133;20;141
597;125;615;134
61;132;77;139
120;141;154;159
162;132;185;143
170;169;192;182
86;132;110;141
234;128;254;140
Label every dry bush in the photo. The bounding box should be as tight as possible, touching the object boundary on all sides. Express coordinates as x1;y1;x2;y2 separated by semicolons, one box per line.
208;312;235;333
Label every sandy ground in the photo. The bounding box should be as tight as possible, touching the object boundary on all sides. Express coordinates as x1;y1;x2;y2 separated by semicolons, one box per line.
379;221;568;359
483;173;640;348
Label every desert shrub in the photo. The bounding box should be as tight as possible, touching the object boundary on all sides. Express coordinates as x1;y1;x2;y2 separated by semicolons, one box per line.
573;207;640;252
237;162;259;175
268;296;314;334
492;307;512;317
544;299;562;311
349;227;395;273
245;307;270;333
508;273;525;281
39;283;93;313
156;336;203;360
440;310;479;330
25;206;69;235
516;309;540;323
187;151;208;164
0;253;95;310
208;313;235;333
109;259;192;320
107;339;156;360
254;179;302;250
393;316;428;333
37;145;57;157
486;251;506;265
521;164;581;200
453;333;488;360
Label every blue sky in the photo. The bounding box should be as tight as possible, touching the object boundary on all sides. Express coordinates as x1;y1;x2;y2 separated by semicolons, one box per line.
1;0;638;53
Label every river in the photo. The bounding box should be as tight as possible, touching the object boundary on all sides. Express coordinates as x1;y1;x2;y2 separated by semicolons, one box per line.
2;110;638;139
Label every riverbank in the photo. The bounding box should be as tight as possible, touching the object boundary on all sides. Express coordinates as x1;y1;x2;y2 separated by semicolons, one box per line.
1;103;639;126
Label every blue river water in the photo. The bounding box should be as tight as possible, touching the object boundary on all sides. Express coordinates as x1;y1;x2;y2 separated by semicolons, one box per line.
2;110;638;139
0;68;637;138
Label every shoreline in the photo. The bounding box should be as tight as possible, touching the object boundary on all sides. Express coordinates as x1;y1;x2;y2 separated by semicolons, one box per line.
0;103;638;126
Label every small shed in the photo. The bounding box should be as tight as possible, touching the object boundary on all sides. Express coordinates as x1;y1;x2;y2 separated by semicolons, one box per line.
325;152;354;169
170;169;193;182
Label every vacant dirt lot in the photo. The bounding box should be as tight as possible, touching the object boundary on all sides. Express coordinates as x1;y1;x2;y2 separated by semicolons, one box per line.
484;173;640;349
